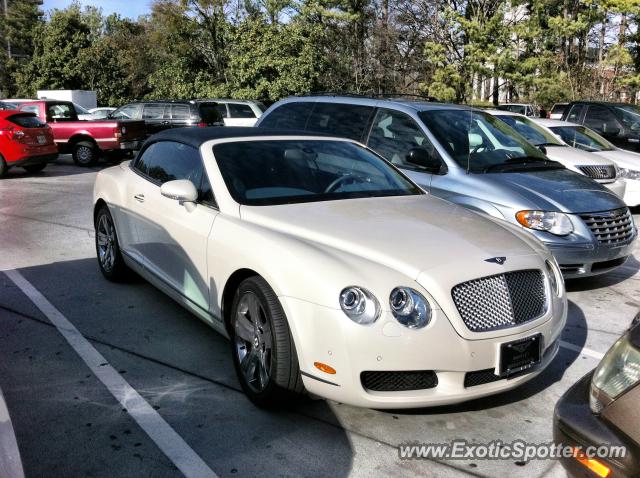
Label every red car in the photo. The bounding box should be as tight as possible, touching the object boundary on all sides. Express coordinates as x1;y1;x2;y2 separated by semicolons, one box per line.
0;110;58;177
10;100;146;166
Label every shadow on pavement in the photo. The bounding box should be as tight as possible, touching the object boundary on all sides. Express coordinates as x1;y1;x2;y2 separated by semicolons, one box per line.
0;257;354;477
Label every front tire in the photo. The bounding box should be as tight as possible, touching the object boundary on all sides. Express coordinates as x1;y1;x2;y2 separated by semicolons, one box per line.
231;276;304;407
73;141;99;166
95;205;128;281
23;163;47;173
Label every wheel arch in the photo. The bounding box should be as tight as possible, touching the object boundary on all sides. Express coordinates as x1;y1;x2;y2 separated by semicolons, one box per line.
69;134;98;148
93;198;108;223
221;268;262;335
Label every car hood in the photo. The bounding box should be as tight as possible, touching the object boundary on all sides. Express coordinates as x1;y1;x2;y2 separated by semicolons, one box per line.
593;148;640;170
481;168;624;213
239;194;539;281
544;145;615;167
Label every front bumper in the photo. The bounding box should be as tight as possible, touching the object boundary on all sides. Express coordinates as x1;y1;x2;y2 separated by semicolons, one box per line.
281;295;566;409
553;371;640;477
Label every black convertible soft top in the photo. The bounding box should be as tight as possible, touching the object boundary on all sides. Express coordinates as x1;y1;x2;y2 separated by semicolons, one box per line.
145;127;325;149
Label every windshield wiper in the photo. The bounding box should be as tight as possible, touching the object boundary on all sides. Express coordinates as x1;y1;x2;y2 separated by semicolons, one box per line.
484;157;563;173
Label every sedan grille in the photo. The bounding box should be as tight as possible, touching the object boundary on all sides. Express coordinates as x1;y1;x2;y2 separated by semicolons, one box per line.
451;270;547;332
580;208;635;245
577;165;616;180
361;371;438;392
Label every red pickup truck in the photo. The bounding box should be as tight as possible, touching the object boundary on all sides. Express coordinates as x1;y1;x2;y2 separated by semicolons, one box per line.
10;100;146;166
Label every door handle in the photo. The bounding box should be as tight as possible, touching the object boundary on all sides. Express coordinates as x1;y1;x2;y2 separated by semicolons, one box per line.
134;194;145;202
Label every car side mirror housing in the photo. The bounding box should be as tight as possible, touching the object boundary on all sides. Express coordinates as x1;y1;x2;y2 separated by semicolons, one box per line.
161;180;198;210
406;148;442;174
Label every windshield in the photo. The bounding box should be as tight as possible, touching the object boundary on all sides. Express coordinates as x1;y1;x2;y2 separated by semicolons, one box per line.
613;104;640;131
493;114;563;146
418;110;560;173
549;125;615;152
213;140;423;206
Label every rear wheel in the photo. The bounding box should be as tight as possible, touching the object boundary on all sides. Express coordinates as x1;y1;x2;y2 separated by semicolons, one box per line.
73;141;99;166
23;163;47;173
231;276;304;407
95;205;128;281
0;155;7;178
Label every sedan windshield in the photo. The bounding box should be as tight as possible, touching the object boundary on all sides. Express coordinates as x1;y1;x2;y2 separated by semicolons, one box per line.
493;114;563;147
214;140;423;206
549;125;615;152
614;104;640;131
418;110;562;173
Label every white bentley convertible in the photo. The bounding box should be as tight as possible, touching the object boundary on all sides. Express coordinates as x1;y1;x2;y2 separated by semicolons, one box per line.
93;128;567;408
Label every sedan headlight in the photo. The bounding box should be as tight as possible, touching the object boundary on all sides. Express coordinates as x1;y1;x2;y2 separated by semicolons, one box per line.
516;210;574;236
389;287;431;329
619;167;640;180
589;334;640;413
339;286;380;325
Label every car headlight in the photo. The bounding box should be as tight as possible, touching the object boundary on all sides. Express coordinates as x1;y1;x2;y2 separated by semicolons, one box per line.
339;286;380;325
619;168;640;180
389;287;431;329
516;210;574;236
589;334;640;413
545;259;562;296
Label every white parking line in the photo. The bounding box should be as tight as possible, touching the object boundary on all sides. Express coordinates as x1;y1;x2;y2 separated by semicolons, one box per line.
0;386;25;478
4;269;218;478
559;341;605;360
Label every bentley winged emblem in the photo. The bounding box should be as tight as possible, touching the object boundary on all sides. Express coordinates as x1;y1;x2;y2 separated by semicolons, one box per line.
485;256;507;265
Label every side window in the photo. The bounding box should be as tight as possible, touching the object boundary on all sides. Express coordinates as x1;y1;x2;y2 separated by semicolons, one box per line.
133;142;215;206
584;105;620;132
20;104;40;116
112;104;141;120
47;103;74;121
228;103;256;118
306;103;374;141
566;104;584;123
258;102;314;129
171;104;190;120
367;109;438;169
142;104;166;120
216;104;228;118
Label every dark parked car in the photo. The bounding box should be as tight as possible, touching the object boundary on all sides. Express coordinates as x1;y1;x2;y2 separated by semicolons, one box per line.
562;101;640;153
554;313;640;478
109;100;224;135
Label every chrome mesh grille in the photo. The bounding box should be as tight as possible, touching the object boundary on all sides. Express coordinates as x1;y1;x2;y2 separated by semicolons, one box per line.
578;165;616;180
451;270;547;332
580;208;634;245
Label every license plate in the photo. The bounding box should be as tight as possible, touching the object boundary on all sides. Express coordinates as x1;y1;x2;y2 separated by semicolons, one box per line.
499;334;542;377
37;135;46;145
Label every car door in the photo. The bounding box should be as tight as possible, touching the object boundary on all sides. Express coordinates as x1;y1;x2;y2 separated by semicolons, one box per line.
366;108;440;191
127;140;218;312
584;105;624;147
169;104;192;128
142;103;170;134
224;103;259;127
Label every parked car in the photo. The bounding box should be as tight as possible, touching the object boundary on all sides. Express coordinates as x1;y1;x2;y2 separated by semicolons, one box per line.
486;110;626;199
7;99;146;166
561;101;640;153
257;96;637;278
549;103;569;120
0;102;18;110
88;107;116;120
0;110;57;177
93;127;567;408
109;100;224;136
200;99;266;126
538;118;640;208
554;313;640;478
497;103;538;117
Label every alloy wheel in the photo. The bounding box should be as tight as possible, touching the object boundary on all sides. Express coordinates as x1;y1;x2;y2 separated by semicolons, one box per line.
96;213;116;272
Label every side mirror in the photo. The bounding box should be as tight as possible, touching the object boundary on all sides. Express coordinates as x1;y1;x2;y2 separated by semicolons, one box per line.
406;148;442;174
161;180;198;209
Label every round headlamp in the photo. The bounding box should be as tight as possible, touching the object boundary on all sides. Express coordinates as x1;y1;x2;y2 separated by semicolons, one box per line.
339;286;380;325
389;287;431;329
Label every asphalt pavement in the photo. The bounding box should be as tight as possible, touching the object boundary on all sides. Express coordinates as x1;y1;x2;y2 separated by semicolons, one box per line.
0;156;639;477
